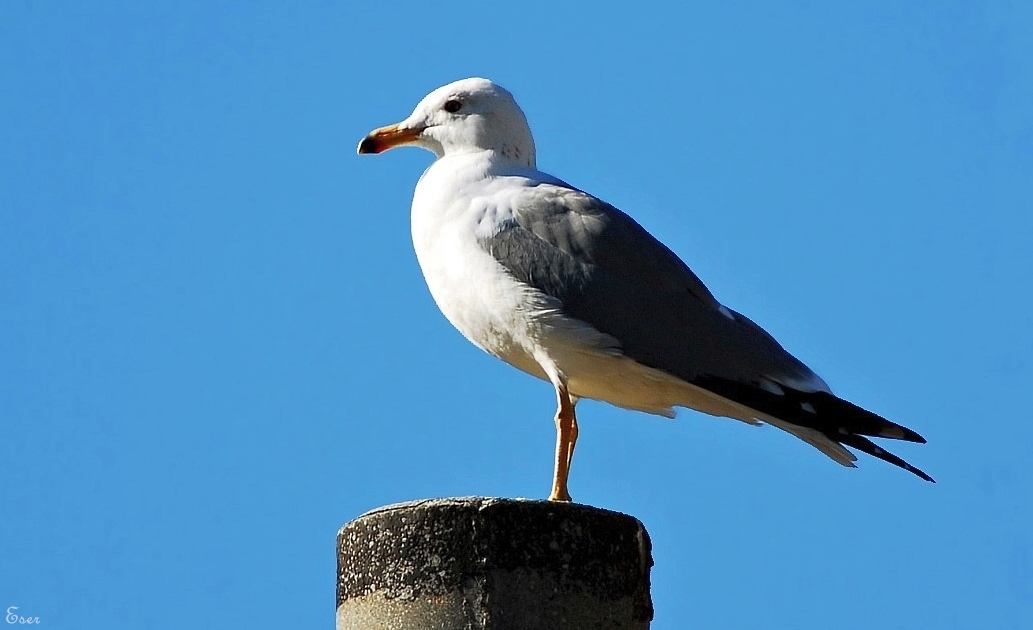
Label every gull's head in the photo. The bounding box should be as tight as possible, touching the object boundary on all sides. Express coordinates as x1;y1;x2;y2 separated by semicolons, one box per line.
357;78;535;167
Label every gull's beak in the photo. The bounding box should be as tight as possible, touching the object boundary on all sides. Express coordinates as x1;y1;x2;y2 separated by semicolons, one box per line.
357;123;424;155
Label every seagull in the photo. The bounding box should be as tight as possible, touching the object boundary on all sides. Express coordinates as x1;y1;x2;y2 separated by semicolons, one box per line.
358;77;932;501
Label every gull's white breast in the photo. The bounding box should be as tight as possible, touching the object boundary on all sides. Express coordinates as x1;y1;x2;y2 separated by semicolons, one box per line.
410;154;553;380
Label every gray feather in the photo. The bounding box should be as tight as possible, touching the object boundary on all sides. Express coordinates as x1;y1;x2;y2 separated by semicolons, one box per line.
480;184;819;389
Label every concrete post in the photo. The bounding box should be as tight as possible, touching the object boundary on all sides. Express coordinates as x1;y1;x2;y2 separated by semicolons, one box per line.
337;497;653;630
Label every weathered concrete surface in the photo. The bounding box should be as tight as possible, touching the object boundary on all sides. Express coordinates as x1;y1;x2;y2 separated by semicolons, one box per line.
337;497;653;630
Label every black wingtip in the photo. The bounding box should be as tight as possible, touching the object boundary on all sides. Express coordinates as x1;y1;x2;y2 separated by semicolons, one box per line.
905;463;936;483
891;424;928;444
835;433;935;482
911;468;936;483
809;392;928;443
688;376;933;482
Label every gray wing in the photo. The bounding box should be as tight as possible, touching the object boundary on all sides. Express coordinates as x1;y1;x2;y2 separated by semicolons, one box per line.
482;183;819;389
480;183;933;482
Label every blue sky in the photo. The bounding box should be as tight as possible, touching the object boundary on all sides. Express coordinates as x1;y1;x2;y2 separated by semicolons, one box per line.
2;1;1031;628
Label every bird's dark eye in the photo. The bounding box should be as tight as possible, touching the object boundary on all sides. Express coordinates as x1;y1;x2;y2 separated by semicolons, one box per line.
443;99;462;113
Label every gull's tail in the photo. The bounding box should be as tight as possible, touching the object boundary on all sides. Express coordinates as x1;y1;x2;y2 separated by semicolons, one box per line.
694;376;934;482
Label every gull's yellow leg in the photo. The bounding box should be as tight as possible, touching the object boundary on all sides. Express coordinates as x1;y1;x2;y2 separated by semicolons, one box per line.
566;408;579;472
549;384;576;502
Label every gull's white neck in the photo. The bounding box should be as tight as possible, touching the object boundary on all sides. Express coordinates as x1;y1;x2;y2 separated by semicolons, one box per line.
413;151;539;219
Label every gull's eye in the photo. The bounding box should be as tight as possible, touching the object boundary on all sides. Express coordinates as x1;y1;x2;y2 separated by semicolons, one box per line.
443;99;462;113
